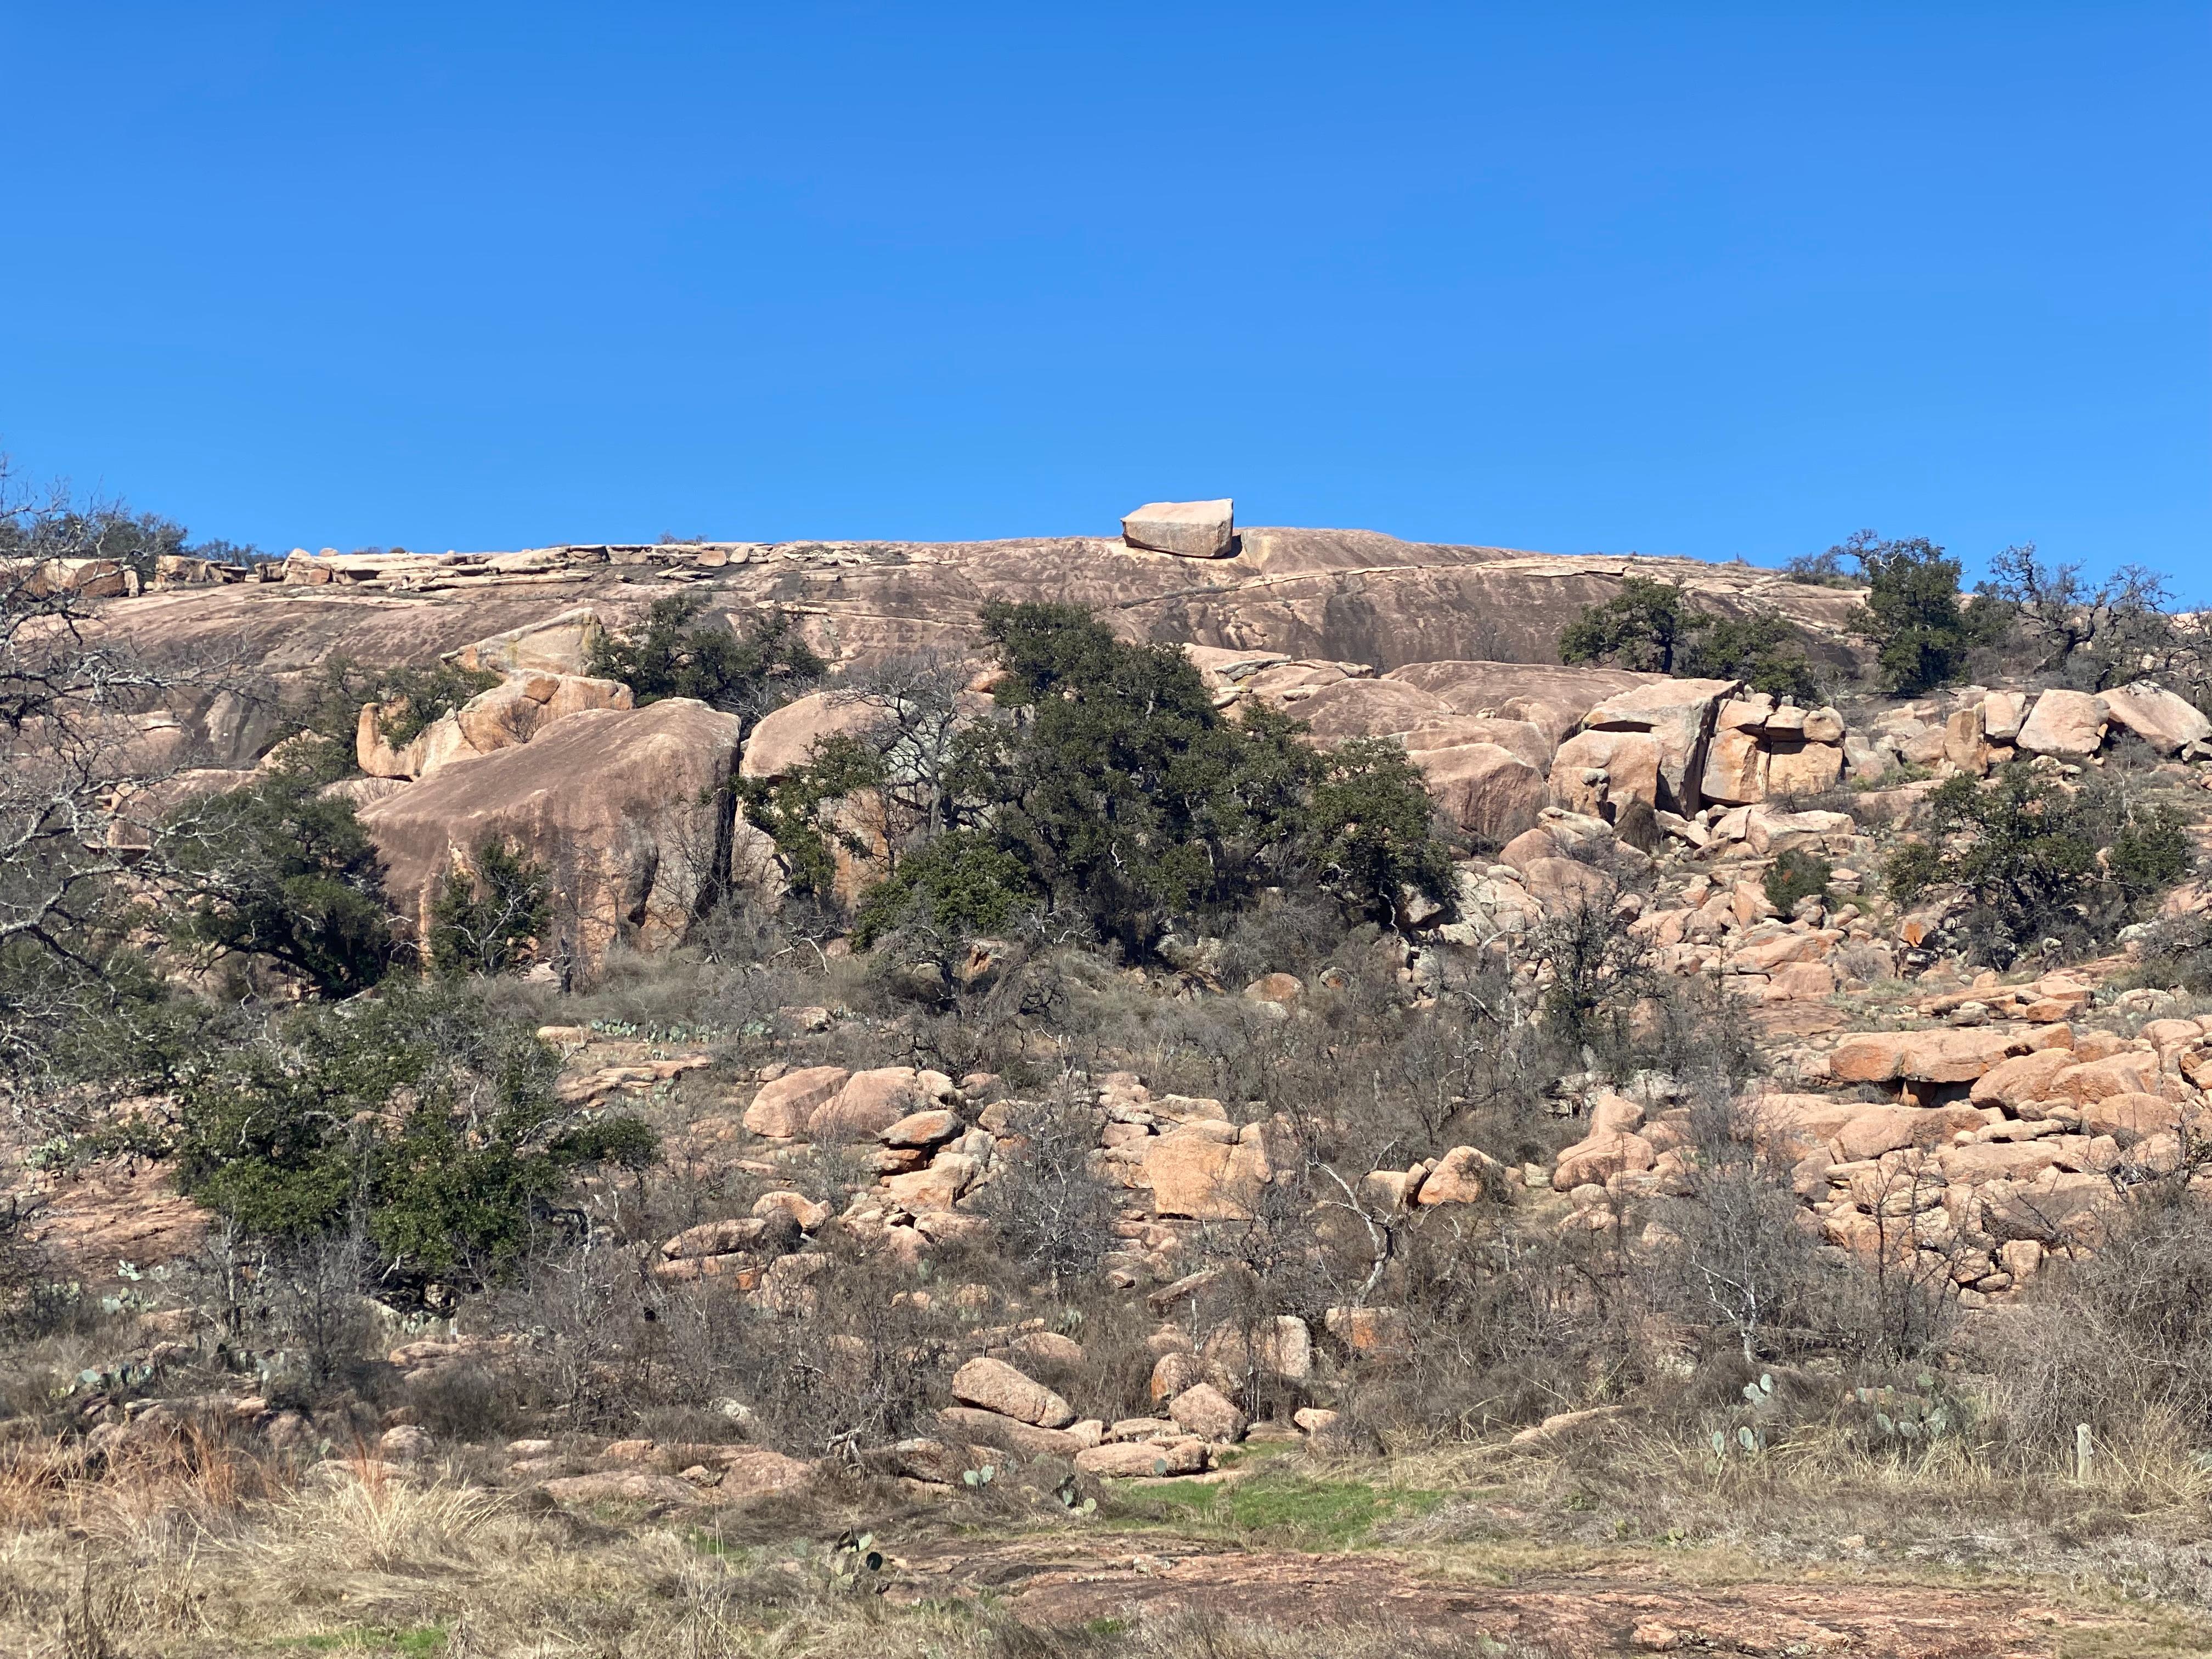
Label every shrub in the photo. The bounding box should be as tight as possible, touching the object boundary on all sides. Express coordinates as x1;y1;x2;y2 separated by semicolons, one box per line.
166;771;397;994
1558;577;1819;698
371;662;504;747
974;606;1455;949
1657;1088;1831;1363
1529;901;1651;1062
588;594;822;717
1995;1187;2212;1457
1884;763;2193;963
2132;911;2212;997
1836;530;2006;694
428;840;551;977
776;603;1456;961
0;497;269;580
663;1242;957;1454
737;733;892;903
1685;613;1821;702
972;1094;1122;1290
1302;737;1460;917
851;831;1037;950
1976;545;2182;692
1763;848;1831;913
173;983;652;1293
1364;1207;1655;1440
1558;577;1700;673
287;657;501;777
1781;547;1856;587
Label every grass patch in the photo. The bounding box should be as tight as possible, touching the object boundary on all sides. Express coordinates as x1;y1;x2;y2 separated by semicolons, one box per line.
1112;1472;1443;1549
1210;1438;1298;1470
280;1629;445;1657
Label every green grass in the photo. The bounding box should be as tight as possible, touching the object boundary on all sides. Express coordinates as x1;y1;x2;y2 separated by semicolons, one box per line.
276;1629;445;1657
1112;1472;1443;1549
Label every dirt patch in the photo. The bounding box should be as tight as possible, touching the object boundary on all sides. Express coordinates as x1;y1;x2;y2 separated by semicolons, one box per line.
894;1534;2134;1657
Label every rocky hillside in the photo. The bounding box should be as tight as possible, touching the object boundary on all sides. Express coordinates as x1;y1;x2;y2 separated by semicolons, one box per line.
13;510;2212;1658
87;527;1869;765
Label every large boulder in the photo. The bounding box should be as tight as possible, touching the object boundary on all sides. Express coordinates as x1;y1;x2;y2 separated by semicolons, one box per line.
1974;690;2026;742
358;699;744;969
1409;742;1547;843
2101;681;2211;754
1076;1438;1207;1477
951;1357;1076;1429
1140;1124;1271;1221
1403;715;1553;772
1414;1144;1500;1205
446;607;608;676
743;1067;851;1137
1830;1026;2057;1086
1553;1129;1656;1189
938;1407;1085;1459
809;1068;954;1143
880;1152;979;1211
1285;679;1452;741
2015;690;2108;758
1830;1103;1985;1161
1548;729;1664;814
1519;855;1614;917
1968;1049;2076;1109
454;673;633;755
740;691;888;781
1699;727;1765;806
1577;678;1739;814
1122;499;1235;558
1763;740;1844;797
2077;1092;2183;1146
2049;1052;2161;1103
1740;805;1854;856
1167;1383;1247;1443
1384;661;1665;748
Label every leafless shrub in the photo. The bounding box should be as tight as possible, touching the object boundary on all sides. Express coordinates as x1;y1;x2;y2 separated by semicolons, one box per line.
492;1237;667;1431
664;1240;955;1458
1822;1165;1965;1364
973;1090;1121;1290
1831;940;1898;983
0;464;257;1084
1990;1185;2212;1457
1214;893;1362;988
1347;1209;1657;1444
1651;1086;1829;1363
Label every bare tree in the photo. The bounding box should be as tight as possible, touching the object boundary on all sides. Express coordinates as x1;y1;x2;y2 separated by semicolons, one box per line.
1980;544;2196;692
824;648;976;854
0;460;255;1094
1661;1085;1825;1363
972;1084;1121;1291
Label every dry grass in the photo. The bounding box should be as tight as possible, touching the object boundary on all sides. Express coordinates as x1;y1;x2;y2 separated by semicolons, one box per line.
1;1405;2209;1656
0;1432;2204;1656
0;1453;1544;1657
1368;1414;2212;1616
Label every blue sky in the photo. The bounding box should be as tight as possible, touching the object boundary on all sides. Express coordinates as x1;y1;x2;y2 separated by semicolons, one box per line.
3;4;2205;584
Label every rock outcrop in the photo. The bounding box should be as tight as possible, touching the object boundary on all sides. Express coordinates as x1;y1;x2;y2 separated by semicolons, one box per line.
94;532;1870;770
359;698;745;968
359;672;633;780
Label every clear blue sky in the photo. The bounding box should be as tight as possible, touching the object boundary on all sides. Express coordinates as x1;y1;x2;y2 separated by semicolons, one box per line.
4;4;2206;584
